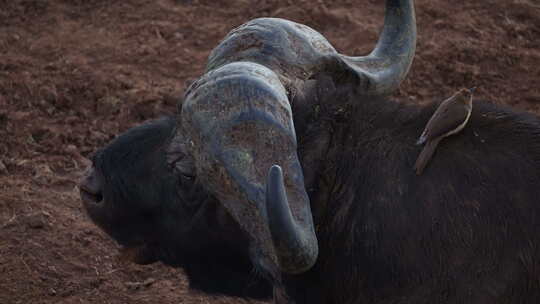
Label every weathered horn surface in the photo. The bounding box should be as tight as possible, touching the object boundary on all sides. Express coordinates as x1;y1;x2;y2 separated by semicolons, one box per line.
205;0;416;96
340;0;416;95
180;62;318;274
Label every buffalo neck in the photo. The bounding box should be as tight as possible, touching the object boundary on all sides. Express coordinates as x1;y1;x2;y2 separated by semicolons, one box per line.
287;95;431;304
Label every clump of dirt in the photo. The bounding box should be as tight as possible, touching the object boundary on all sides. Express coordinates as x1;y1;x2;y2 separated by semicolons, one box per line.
1;0;538;303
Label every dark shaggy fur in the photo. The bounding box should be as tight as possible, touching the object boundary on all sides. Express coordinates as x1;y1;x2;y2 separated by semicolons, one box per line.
285;79;540;303
85;82;540;303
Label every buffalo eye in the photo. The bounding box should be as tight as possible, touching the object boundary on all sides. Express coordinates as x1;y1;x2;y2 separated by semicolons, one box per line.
180;172;195;182
176;160;196;183
170;154;196;183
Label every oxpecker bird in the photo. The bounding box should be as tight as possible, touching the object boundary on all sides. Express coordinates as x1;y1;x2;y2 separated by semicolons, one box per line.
414;87;475;175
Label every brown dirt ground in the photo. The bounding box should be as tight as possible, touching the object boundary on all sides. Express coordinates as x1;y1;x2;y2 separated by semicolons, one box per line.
0;0;539;303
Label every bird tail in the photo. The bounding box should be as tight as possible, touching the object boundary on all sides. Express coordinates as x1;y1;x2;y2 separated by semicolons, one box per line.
414;138;441;175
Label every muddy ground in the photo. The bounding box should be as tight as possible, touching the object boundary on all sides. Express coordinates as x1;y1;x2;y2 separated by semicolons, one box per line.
0;0;539;303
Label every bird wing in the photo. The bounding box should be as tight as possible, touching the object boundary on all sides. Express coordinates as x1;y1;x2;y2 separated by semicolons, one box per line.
422;100;469;141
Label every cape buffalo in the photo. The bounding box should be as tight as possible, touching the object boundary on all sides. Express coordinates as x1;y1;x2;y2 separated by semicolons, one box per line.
80;0;540;303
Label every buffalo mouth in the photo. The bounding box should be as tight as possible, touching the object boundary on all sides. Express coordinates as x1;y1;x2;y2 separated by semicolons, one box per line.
119;244;158;265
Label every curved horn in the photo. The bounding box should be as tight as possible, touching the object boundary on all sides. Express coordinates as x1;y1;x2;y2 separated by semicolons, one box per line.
180;62;318;275
266;165;318;274
340;0;416;95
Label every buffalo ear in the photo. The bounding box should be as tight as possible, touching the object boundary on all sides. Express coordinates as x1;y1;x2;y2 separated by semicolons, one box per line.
291;74;336;106
290;75;336;118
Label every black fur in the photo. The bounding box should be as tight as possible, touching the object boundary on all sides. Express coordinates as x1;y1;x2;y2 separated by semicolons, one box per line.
81;11;540;302
85;117;272;299
287;83;540;303
85;86;540;303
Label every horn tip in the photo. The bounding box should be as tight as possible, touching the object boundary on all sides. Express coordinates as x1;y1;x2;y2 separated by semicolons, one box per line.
269;164;283;178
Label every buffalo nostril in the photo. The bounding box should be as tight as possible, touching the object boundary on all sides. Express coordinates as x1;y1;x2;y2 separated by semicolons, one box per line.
79;168;104;204
93;191;104;203
80;185;104;204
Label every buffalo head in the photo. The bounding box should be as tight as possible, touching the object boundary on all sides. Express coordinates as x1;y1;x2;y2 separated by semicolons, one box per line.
80;0;416;297
80;117;272;298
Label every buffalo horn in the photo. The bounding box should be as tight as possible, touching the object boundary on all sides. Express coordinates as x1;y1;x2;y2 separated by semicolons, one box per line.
340;0;416;95
266;165;318;274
